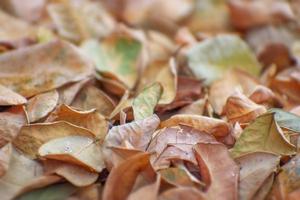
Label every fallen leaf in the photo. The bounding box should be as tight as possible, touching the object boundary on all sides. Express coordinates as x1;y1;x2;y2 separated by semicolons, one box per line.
187;35;261;85
0;40;93;97
159;187;205;200
46;104;108;140
103;152;156;200
0;147;43;200
160;114;231;137
268;153;300;199
81;27;145;89
223;91;266;124
16;182;77;200
43;160;99;187
270;108;300;133
228;0;295;30
104;114;160;150
0;106;27;146
13;121;94;158
194;142;239;200
72;85;116;117
26;90;59;123
0;143;12;177
138;59;177;105
209;70;259;114
231;113;296;158
39;135;105;172
133;82;162;120
0;84;27;106
235;152;280;200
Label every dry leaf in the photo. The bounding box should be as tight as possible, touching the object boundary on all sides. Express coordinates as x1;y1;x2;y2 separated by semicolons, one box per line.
194;142;239;200
26;90;59;123
39;135;105;172
46;104;108;140
160;114;231;137
0;84;27;106
13;121;94;158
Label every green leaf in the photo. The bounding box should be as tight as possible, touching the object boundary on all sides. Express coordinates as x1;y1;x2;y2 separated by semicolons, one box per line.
187;35;261;84
230;113;296;158
133;82;162;120
16;183;77;200
81;35;142;88
269;108;300;133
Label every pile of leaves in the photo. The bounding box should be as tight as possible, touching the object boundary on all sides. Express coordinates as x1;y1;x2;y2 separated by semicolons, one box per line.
1;0;300;199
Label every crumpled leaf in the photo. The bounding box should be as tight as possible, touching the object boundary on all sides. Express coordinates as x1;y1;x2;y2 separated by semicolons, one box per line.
46;104;108;140
43;160;99;187
103;152;156;200
209;69;259;114
133;82;162;120
38;135;105;172
187;35;261;85
147;125;216;169
0;106;27;146
160;114;231;137
104;115;160;150
223;91;266;124
0;40;93;97
231;113;296;158
0;84;27;106
194;142;239;200
13;121;94;158
72;85;116;117
26;90;59;123
0;147;43;200
235;152;280;200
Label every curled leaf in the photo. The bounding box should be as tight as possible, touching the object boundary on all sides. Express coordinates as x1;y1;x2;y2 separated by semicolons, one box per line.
39;135;105;172
13;121;94;158
26;90;59;123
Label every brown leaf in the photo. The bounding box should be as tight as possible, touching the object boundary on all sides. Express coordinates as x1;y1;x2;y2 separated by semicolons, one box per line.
43;160;99;187
228;0;295;30
26;90;59;123
104;115;160;150
0;143;12;177
0;106;27;147
0;147;43;200
235;152;280;200
0;40;93;97
209;70;259;115
72;85;116;117
13;121;94;158
103;152;156;200
160;114;231;137
147;125;216;169
38;135;105;172
159;187;205;200
0;84;27;106
46;104;108;140
194;142;239;200
223;91;266;125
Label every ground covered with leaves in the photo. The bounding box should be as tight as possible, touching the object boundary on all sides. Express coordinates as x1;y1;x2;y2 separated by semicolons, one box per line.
1;0;300;200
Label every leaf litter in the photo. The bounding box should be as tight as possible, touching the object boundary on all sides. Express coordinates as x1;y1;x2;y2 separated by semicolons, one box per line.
1;0;300;199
